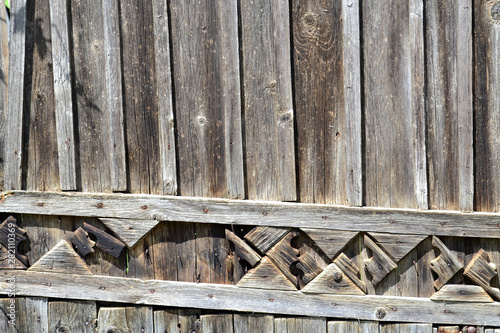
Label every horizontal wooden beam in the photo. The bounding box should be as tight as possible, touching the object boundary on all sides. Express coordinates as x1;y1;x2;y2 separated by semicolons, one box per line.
1;270;499;325
1;191;500;238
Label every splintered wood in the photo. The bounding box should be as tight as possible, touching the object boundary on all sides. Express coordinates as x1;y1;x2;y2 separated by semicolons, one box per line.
430;236;463;290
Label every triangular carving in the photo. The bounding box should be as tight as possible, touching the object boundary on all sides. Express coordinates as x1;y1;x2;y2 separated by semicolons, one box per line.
237;257;297;291
430;236;463;290
430;284;494;303
368;232;427;262
0;245;26;269
100;218;160;248
244;227;291;254
302;263;365;295
301;228;358;260
28;240;92;275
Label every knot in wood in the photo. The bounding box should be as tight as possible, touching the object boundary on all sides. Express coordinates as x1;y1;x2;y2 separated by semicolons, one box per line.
375;308;386;319
278;111;293;126
56;326;70;333
301;13;319;38
492;3;500;21
106;328;122;333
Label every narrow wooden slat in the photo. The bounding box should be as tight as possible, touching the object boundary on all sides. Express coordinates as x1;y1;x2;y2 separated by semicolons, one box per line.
170;0;244;199
241;0;296;201
6;191;500;238
152;0;177;195
474;0;500;212
363;0;427;209
342;0;362;206
0;297;48;333
245;227;291;254
329;321;378;333
178;309;201;333
6;270;500;325
234;314;274;333
154;310;179;333
225;229;261;267
97;307;153;333
49;0;77;191
275;317;326;333
0;3;8;191
4;0;27;190
201;314;233;333
49;301;96;333
102;0;127;192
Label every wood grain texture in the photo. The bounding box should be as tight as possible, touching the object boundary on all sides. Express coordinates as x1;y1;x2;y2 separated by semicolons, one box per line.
49;0;77;191
334;252;367;293
363;0;427;209
275;317;326;333
4;0;27;190
474;0;500;212
0;297;48;333
49;300;96;333
5;270;500;325
97;307;153;333
102;0;127;192
225;229;261;266
328;321;379;333
154;310;179;333
201;314;234;333
234;314;274;333
100;217;160;249
236;256;297;291
245;227;291;254
382;324;433;333
293;0;360;206
363;235;397;286
430;236;464;290
302;228;358;260
152;0;177;195
241;0;296;201
368;232;427;263
120;0;162;195
83;222;125;258
302;263;365;295
7;191;500;238
178;309;201;333
425;0;473;212
69;227;95;256
28;239;92;275
431;284;494;303
0;3;8;191
464;249;500;300
170;0;244;199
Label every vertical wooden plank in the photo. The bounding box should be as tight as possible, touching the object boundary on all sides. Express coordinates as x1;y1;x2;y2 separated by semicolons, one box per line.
178;309;201;333
120;0;162;195
400;324;433;333
241;0;296;201
329;321;379;333
0;3;8;191
102;0;127;192
152;0;177;195
0;297;49;333
49;301;96;333
154;310;179;333
71;0;111;193
127;234;155;279
425;0;473;212
275;317;327;333
97;307;153;333
234;314;274;333
363;0;427;209
152;222;178;281
416;237;436;298
50;0;77;190
474;0;500;212
4;0;27;190
170;0;244;199
201;314;234;333
25;0;60;191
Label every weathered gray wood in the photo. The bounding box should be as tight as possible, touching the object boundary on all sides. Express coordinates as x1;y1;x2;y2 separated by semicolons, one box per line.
0;4;8;191
28;239;92;275
302;263;365;295
226;229;261;267
97;307;153;333
342;0;362;206
170;0;244;199
302;229;358;260
178;309;201;333
154;310;179;333
234;314;274;333
245;227;291;254
152;0;177;195
4;0;27;190
241;0;296;201
275;317;326;333
102;0;127;192
5;270;500;325
474;0;500;212
328;321;379;333
364;235;397;286
382;324;433;333
201;314;234;333
431;284;494;303
368;232;427;262
426;0;473;212
237;257;297;291
435;327;459;333
100;217;160;249
363;0;427;209
49;0;77;191
6;191;500;238
430;236;464;290
0;297;48;333
464;249;500;300
49;301;96;333
334;253;367;293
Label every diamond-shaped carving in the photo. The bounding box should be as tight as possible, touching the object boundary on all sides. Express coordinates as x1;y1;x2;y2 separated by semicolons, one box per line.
430;236;463;290
364;234;397;286
301;228;358;260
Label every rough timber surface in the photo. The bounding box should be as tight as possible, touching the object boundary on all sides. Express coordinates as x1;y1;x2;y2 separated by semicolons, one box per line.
0;2;7;191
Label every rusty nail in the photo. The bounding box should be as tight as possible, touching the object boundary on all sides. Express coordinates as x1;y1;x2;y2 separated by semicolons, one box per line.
150;289;155;293
262;212;268;216
269;298;275;302
392;307;397;312
203;208;209;214
322;216;328;219
100;286;106;290
37;317;41;322
331;303;337;306
207;294;214;298
444;309;450;313
37;202;44;207
97;203;104;208
440;222;446;226
389;219;395;224
46;283;52;287
141;205;148;210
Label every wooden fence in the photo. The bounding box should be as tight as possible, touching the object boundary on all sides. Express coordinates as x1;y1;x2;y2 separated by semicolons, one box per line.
0;0;500;331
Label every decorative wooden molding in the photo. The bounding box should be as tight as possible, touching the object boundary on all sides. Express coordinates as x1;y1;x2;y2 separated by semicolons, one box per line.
83;222;125;258
69;227;95;257
27;240;92;275
2;270;500;326
430;236;463;290
334;253;367;293
100;218;160;249
302;263;365;295
430;284;494;303
367;232;427;262
236;257;297;291
363;235;397;286
244;227;290;254
2;191;500;238
464;249;500;301
225;229;261;267
301;229;358;260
